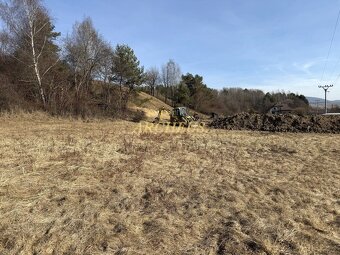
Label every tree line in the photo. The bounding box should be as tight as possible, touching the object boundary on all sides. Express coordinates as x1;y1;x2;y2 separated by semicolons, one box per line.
0;0;147;116
0;0;309;117
143;71;309;115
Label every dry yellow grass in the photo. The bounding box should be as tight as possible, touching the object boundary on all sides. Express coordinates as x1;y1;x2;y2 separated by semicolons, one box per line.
128;92;172;120
0;114;339;255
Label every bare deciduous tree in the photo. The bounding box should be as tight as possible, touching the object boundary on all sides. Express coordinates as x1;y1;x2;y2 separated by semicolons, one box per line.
96;44;114;107
64;17;109;113
0;0;60;107
162;59;181;105
145;67;159;96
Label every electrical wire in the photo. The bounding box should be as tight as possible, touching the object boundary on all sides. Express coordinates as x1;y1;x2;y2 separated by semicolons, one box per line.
333;72;340;86
327;52;340;83
320;8;340;85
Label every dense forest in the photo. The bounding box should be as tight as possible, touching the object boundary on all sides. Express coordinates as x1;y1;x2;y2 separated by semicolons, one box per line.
0;0;310;118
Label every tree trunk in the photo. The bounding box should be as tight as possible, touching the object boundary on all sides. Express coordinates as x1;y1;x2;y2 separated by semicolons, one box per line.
29;20;46;107
119;76;124;112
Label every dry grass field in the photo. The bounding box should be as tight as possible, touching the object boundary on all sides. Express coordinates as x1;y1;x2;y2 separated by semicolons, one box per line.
0;113;339;255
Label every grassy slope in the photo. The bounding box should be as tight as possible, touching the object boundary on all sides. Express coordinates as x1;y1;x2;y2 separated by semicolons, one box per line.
128;92;172;121
0;114;339;254
129;92;209;121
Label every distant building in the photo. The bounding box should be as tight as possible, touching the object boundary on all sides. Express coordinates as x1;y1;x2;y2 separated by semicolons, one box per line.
268;104;293;115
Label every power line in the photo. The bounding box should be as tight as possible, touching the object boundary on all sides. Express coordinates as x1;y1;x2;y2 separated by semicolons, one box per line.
318;85;333;114
333;72;340;85
320;8;340;84
328;52;340;83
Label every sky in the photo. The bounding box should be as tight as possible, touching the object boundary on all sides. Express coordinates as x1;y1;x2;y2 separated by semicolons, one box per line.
43;0;340;99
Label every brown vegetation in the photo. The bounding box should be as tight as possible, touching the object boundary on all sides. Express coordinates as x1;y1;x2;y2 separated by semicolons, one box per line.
0;114;339;254
210;113;340;133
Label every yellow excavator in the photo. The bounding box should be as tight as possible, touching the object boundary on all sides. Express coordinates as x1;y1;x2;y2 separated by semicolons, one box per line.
154;107;200;127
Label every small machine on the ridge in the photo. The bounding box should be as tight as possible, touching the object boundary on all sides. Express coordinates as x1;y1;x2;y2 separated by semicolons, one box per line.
154;107;200;127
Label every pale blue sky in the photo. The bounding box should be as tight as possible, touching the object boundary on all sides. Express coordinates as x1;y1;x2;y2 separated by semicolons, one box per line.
44;0;340;99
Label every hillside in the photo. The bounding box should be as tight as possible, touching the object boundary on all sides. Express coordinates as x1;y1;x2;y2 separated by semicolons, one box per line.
129;92;208;121
128;92;172;121
307;97;340;107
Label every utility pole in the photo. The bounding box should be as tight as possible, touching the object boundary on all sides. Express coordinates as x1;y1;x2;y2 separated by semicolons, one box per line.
318;85;333;114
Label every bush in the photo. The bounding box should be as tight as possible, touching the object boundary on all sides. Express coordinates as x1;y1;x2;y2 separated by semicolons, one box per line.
131;110;146;122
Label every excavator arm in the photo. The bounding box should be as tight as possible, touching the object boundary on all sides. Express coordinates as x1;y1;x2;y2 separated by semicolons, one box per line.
154;107;171;123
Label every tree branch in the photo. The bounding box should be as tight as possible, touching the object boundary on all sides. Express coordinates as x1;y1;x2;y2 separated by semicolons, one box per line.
41;57;60;78
36;35;47;60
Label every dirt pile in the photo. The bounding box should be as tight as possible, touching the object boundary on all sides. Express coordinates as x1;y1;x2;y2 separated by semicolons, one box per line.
210;113;340;133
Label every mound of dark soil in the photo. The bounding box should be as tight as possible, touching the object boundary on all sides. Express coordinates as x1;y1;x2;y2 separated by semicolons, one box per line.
210;113;340;133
